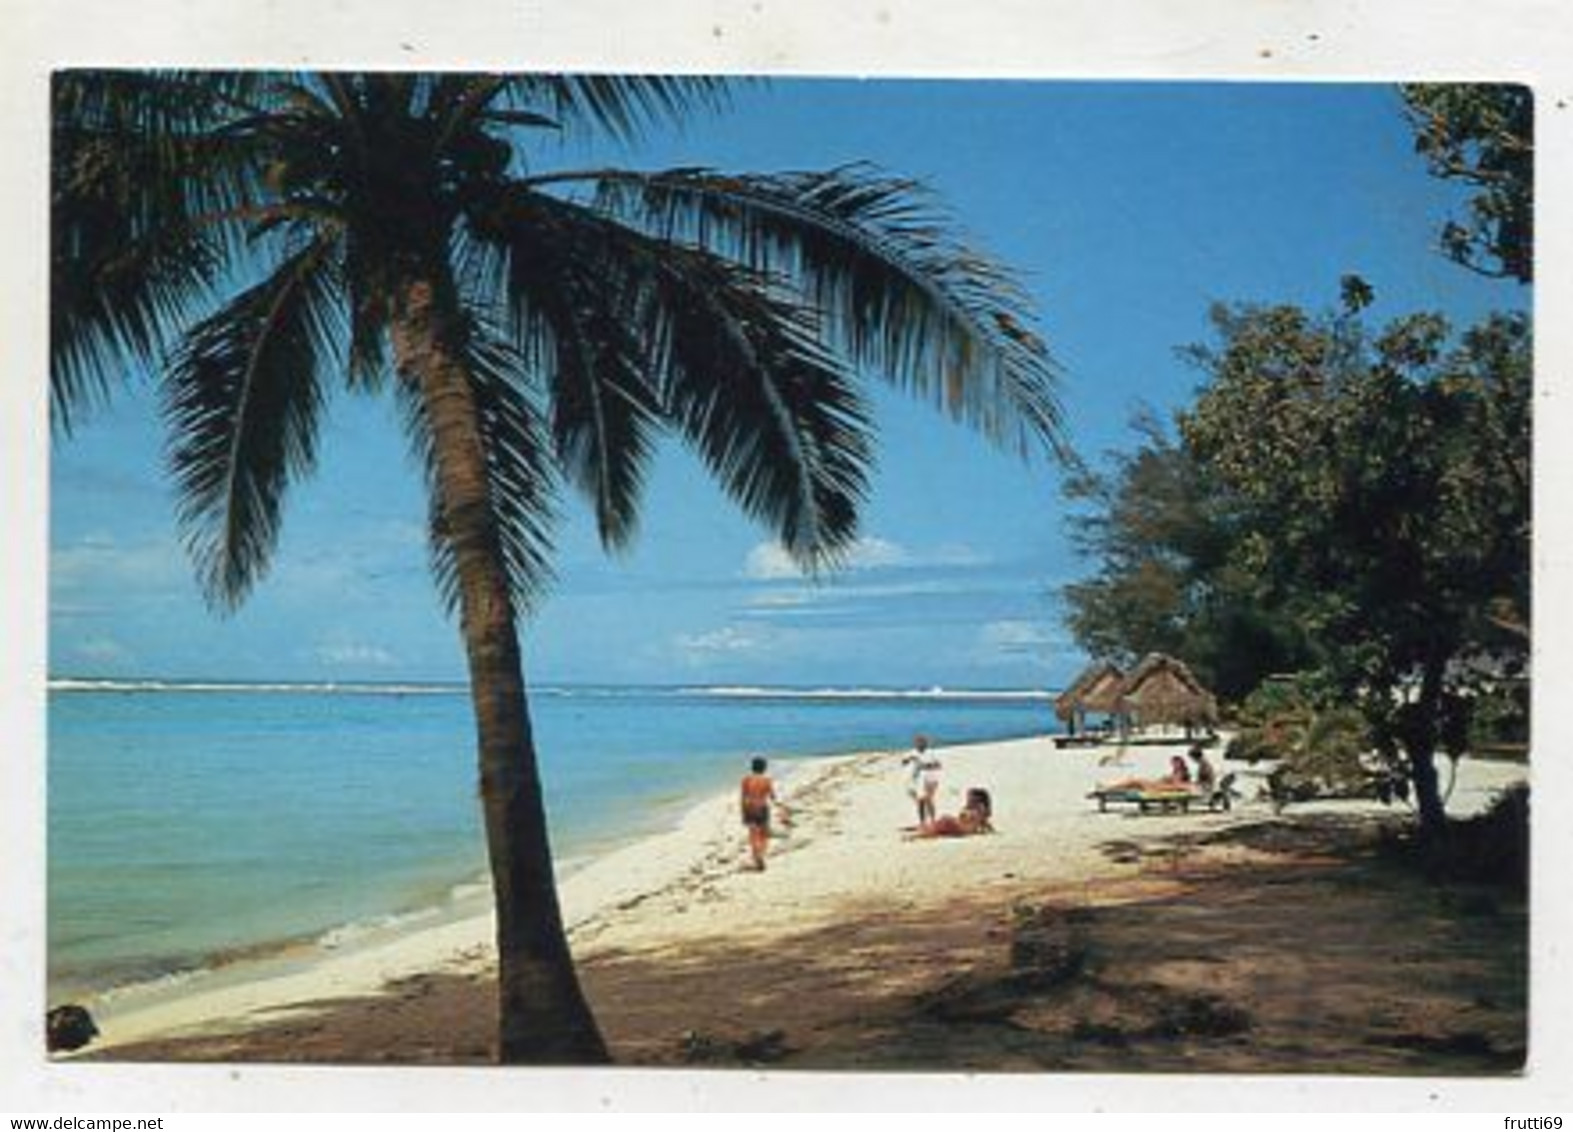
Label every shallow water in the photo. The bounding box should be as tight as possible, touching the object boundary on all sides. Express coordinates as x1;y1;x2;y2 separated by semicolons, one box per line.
47;682;1051;1001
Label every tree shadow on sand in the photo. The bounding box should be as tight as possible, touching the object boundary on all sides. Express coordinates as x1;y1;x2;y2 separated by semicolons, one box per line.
89;813;1526;1073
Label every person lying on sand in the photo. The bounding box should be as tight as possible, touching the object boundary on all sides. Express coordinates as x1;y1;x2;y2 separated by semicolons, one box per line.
963;786;994;832
908;789;994;839
909;810;987;839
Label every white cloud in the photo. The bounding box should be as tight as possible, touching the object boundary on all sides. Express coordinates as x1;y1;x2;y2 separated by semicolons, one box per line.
746;589;817;610
69;636;133;665
842;536;913;570
974;619;1060;658
742;536;982;581
376;519;430;548
743;542;805;581
978;619;1048;646
312;642;398;667
741;576;1000;618
673;625;771;660
51;535;186;593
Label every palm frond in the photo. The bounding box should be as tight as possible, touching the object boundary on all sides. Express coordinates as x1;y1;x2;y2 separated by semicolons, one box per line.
470;187;872;566
163;238;342;608
497;75;734;145
53;70;271;135
478;109;564;132
52;70;275;431
340;226;392;389
549;163;1071;465
653;248;872;565
51;208;222;432
395;315;559;617
460;201;664;551
431;75;511;151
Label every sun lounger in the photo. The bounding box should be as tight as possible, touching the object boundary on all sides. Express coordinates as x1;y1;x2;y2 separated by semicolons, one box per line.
1089;785;1197;813
1089;773;1238;814
1053;735;1107;749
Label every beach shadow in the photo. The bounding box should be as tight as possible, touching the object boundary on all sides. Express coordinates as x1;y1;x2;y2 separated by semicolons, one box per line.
87;814;1527;1073
587;813;1527;1073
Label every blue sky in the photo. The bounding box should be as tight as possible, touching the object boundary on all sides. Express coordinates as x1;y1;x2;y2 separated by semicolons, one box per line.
48;79;1527;689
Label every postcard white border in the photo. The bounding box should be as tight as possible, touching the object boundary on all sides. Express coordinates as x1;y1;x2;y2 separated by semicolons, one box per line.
4;0;1570;1114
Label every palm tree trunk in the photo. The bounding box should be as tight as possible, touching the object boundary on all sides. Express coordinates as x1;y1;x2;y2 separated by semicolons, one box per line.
389;266;608;1064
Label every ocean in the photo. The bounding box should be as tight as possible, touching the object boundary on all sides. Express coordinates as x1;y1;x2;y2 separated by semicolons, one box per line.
47;681;1052;1003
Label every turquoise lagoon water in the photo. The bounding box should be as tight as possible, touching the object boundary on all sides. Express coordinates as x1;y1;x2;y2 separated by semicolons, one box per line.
47;682;1051;1001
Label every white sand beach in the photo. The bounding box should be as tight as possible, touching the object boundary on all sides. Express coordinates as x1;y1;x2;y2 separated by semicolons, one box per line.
76;731;1528;1059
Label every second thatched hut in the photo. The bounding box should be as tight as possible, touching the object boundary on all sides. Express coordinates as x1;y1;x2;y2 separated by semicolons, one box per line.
1116;652;1218;735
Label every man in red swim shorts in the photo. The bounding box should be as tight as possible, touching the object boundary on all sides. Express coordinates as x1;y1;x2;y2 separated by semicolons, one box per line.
740;756;780;871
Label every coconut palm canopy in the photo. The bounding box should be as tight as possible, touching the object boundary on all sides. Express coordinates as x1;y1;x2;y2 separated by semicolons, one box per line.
50;71;1070;1062
1116;652;1218;728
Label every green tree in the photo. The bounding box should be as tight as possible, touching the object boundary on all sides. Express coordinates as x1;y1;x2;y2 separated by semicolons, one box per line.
51;72;1069;1060
1061;411;1312;700
1401;83;1533;284
1179;300;1530;839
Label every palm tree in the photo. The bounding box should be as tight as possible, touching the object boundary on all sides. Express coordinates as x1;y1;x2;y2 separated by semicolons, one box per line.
51;71;1070;1063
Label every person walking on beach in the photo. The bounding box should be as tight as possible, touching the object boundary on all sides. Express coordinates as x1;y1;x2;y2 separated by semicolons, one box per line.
740;756;781;871
902;735;942;827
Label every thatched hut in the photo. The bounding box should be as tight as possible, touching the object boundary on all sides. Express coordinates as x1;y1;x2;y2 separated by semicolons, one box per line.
1116;652;1218;734
1054;660;1126;736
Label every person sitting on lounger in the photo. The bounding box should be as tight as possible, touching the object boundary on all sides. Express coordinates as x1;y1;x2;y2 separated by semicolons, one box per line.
1097;756;1196;796
1189;744;1217;791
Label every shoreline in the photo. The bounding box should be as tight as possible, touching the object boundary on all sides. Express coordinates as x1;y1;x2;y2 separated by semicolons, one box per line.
47;736;875;1008
47;682;1056;1014
68;744;884;1053
70;732;1529;1061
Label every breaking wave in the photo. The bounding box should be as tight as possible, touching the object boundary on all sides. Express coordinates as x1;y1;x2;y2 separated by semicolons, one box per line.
50;679;1056;701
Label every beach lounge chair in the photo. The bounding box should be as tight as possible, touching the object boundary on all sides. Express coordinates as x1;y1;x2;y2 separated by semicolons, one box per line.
1088;783;1195;813
1088;772;1239;815
1052;734;1105;750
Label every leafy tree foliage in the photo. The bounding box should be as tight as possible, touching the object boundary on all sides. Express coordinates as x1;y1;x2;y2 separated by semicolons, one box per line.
1179;301;1530;838
1063;84;1531;844
1063;293;1528;841
1061;412;1312;700
1401;83;1533;283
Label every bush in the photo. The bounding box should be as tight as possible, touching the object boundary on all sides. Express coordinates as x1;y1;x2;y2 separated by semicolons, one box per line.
1230;677;1404;803
1226;675;1318;763
1223;730;1280;765
1467;684;1530;752
1446;783;1529;892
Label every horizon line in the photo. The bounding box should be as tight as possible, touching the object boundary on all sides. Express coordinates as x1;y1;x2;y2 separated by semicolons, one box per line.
47;676;1061;697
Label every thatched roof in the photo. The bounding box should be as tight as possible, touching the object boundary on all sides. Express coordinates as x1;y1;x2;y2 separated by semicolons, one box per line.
1116;652;1218;726
1053;660;1126;721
